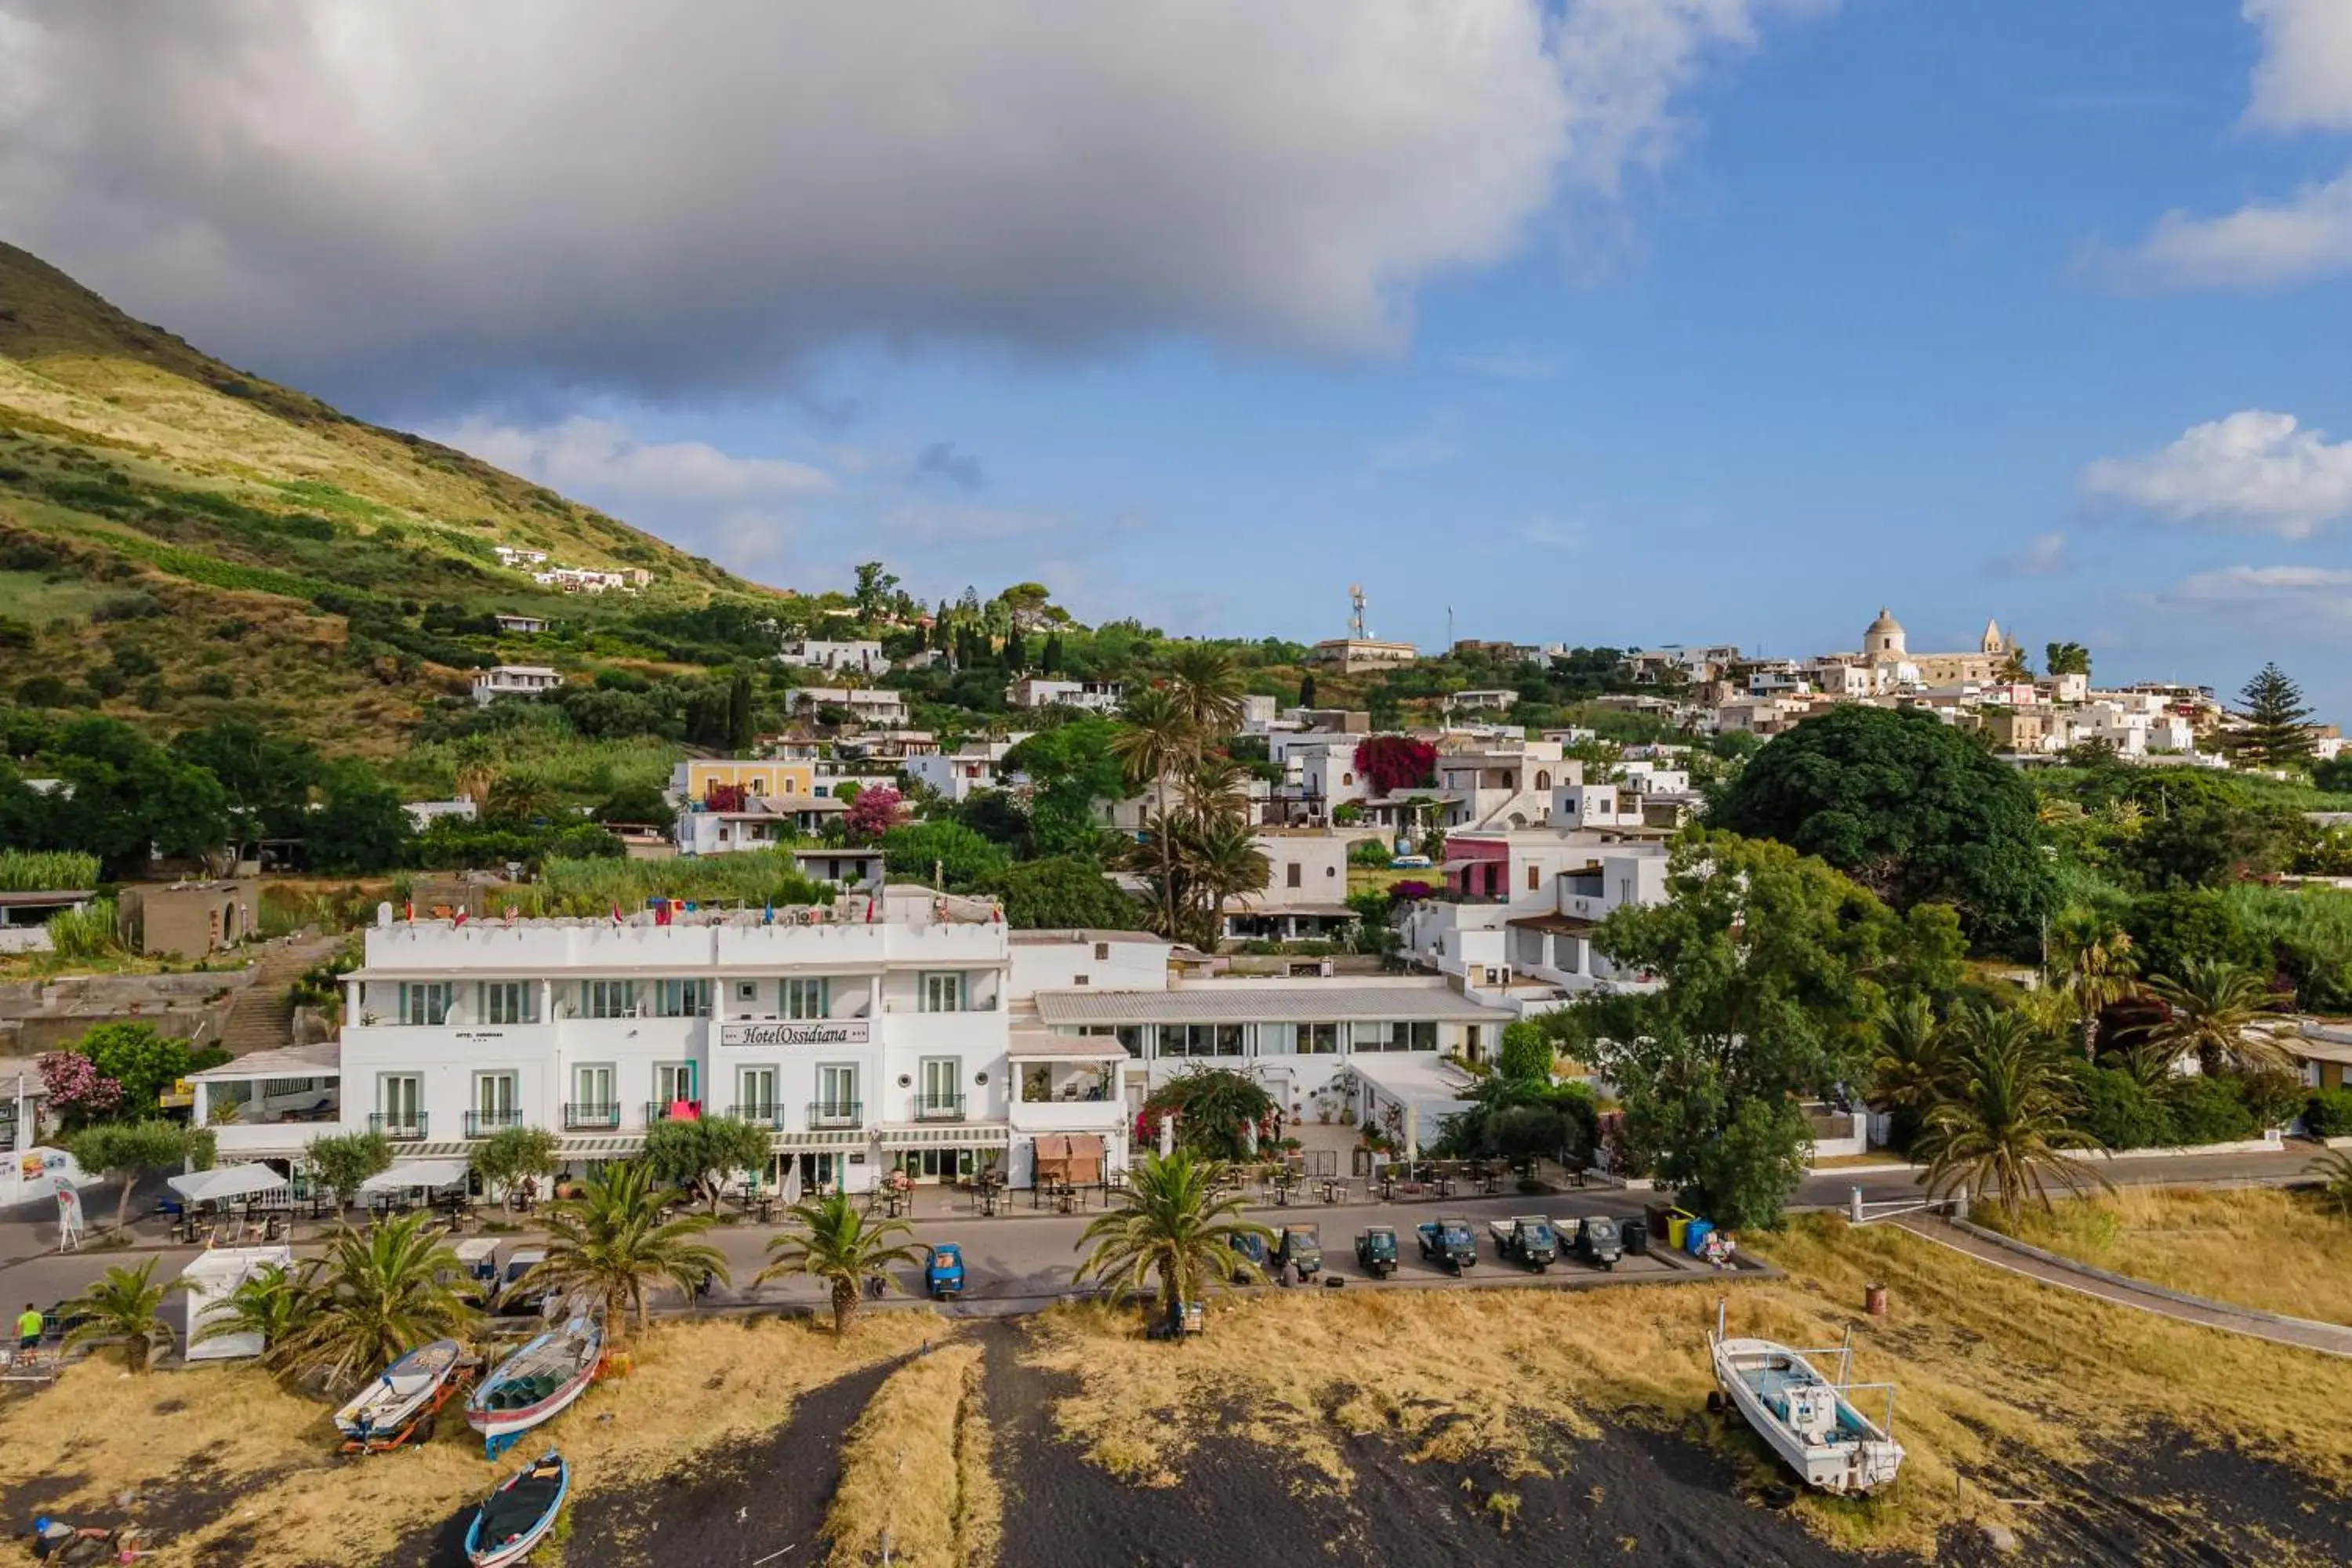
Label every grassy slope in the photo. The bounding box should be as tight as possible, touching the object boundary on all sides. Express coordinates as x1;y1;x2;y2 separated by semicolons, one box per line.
1984;1185;2352;1328
0;241;786;751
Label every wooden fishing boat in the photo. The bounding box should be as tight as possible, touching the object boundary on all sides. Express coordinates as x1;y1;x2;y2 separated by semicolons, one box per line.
464;1449;568;1567
333;1339;467;1452
466;1316;602;1459
1708;1301;1904;1494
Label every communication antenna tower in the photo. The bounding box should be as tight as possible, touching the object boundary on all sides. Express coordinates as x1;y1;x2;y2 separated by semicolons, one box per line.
1348;583;1368;641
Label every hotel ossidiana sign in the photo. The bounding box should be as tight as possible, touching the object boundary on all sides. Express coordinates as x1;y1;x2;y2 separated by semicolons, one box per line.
717;1020;873;1047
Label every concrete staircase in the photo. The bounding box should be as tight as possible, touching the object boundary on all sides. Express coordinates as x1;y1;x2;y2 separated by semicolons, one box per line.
216;940;335;1058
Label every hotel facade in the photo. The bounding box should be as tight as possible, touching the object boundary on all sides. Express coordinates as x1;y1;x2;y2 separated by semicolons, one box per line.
191;895;1516;1193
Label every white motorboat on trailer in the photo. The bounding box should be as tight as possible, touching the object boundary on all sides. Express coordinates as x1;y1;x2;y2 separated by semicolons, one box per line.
1708;1300;1904;1495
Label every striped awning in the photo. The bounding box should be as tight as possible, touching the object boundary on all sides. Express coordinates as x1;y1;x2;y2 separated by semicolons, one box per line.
873;1123;1012;1150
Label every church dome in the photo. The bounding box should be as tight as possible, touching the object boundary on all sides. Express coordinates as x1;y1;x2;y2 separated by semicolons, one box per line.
1865;607;1903;636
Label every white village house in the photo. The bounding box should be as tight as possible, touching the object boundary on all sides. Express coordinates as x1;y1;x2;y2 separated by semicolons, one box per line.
472;665;563;705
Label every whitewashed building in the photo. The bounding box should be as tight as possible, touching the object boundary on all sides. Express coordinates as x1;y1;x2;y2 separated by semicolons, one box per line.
472;666;564;705
1005;677;1125;713
779;640;891;677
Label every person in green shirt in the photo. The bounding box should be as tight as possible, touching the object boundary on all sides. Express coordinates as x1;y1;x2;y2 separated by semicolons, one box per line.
16;1304;42;1351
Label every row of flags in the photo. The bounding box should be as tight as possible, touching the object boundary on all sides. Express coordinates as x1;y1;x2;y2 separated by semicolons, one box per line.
397;888;1000;927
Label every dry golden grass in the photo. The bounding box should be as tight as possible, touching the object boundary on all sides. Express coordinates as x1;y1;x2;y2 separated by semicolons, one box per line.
0;1312;939;1567
1026;1215;2352;1559
1986;1185;2352;1327
822;1343;996;1568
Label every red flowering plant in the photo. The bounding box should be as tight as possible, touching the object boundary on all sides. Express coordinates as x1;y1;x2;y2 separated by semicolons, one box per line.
844;786;906;843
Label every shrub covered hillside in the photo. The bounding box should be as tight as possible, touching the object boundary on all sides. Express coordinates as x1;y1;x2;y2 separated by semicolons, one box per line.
0;241;789;751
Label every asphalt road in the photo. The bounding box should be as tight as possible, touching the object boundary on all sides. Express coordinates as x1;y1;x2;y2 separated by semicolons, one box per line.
0;1144;2322;1325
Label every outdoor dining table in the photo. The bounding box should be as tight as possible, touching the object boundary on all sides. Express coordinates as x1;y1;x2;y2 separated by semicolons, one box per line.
1316;1178;1346;1204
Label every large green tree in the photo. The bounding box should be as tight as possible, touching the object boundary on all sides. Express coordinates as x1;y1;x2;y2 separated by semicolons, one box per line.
2234;662;2314;769
1575;833;1963;1227
72;1022;207;1120
880;819;1010;891
1003;719;1125;855
978;855;1145;930
642;1115;773;1214
308;760;414;873
1711;706;2056;952
70;1120;216;1232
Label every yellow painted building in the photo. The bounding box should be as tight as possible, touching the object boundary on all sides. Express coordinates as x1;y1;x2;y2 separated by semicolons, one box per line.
672;758;818;804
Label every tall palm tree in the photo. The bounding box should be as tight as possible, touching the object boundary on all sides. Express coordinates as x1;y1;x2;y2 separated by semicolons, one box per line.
486;774;556;827
59;1260;184;1373
283;1213;478;1389
516;1160;728;1345
2145;959;2292;1076
1915;1006;2111;1227
2049;913;2140;1058
1074;1151;1271;1339
2307;1148;2352;1221
191;1261;320;1367
1175;754;1253;828
1113;686;1201;938
1172;816;1272;951
1166;645;1247;738
1867;994;1947;1135
757;1190;924;1334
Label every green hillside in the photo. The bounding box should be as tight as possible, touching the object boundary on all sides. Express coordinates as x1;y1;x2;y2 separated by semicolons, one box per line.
0;241;789;752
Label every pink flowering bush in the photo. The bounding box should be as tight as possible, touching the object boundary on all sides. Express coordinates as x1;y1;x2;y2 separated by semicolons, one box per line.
844;786;906;843
37;1051;123;1127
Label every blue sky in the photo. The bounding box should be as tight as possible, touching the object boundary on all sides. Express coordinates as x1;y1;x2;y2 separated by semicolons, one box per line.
8;1;2352;712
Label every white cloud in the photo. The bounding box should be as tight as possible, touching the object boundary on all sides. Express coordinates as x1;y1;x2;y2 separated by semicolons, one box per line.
2158;563;2352;632
433;417;832;507
2127;169;2352;290
1998;532;2069;576
2116;2;2352;289
2244;0;2352;132
2081;411;2352;539
0;0;1822;402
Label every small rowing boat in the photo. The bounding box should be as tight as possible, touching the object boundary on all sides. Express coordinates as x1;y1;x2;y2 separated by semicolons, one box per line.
465;1449;567;1567
466;1316;602;1459
334;1339;466;1450
1708;1301;1904;1494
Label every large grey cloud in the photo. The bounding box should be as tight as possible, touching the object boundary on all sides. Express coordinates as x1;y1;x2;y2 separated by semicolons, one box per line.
0;0;1811;406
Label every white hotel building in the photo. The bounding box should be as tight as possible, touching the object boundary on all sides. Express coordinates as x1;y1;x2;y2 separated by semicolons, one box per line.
190;894;1513;1192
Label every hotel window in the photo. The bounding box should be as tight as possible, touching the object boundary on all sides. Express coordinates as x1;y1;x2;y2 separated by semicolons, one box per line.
783;977;831;1019
919;1058;960;1112
479;981;537;1025
655;1061;699;1105
1298;1022;1341;1055
572;1064;615;1115
1365;1021;1439;1052
1287;862;1301;888
653;978;713;1018
1156;1023;1244;1058
1527;865;1541;891
815;1063;859;1120
737;1066;779;1120
474;1072;518;1125
584;979;637;1019
921;971;967;1014
376;1074;422;1127
397;982;453;1026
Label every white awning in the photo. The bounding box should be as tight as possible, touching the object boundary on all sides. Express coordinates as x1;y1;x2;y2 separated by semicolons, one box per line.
168;1163;289;1204
359;1157;474;1193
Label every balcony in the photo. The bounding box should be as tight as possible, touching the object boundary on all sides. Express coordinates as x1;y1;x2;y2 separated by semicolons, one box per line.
808;1100;863;1130
729;1103;784;1129
463;1109;524;1138
644;1100;706;1125
563;1102;621;1131
913;1094;966;1123
369;1112;428;1142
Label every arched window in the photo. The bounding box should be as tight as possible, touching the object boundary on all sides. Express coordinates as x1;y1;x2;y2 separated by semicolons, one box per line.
1341;772;1354;786
1535;770;1551;790
1502;771;1516;790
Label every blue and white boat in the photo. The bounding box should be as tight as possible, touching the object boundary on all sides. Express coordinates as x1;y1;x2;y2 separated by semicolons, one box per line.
333;1338;466;1449
1709;1301;1904;1494
465;1449;568;1567
466;1317;601;1459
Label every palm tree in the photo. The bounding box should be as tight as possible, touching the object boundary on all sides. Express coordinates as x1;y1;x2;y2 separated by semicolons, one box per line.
2050;914;2140;1058
1867;994;1947;1140
516;1160;727;1345
1175;754;1253;828
1915;1006;2111;1227
2307;1149;2352;1221
1074;1151;1272;1339
1165;645;1246;737
1171;815;1271;950
282;1213;478;1389
757;1190;924;1334
191;1261;320;1367
1113;686;1200;937
2145;959;2292;1076
59;1260;183;1372
486;774;555;826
